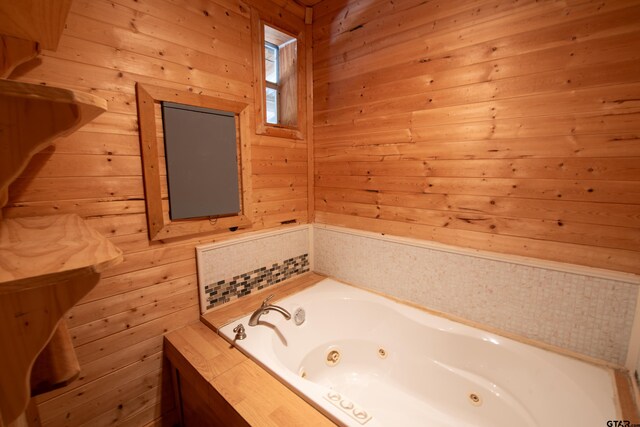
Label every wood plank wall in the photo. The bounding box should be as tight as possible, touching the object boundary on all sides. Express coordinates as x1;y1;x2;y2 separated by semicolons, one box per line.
312;0;640;275
3;0;308;425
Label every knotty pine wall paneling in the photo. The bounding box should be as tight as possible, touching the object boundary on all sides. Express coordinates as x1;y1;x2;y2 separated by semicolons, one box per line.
312;0;640;275
3;0;309;425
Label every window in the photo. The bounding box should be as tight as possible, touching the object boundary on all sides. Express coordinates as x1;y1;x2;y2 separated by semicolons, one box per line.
263;25;297;127
251;9;305;140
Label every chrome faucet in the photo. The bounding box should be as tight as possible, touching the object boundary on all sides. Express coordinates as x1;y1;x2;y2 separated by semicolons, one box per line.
248;294;291;326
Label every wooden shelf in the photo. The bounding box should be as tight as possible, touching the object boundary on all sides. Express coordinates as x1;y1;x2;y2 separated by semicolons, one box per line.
0;64;110;427
0;83;112;424
0;4;116;425
0;0;72;51
0;214;123;425
0;214;123;288
0;35;40;79
0;80;107;208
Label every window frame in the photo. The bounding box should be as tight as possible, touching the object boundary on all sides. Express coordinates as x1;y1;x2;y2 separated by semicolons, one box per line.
251;8;305;140
264;41;280;124
135;83;253;241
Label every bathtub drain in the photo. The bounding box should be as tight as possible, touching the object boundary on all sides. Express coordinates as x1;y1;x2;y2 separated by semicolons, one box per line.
326;349;341;366
377;348;387;359
468;393;482;406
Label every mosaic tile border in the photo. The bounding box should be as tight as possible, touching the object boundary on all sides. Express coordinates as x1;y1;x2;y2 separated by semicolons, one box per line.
203;254;309;309
196;225;310;314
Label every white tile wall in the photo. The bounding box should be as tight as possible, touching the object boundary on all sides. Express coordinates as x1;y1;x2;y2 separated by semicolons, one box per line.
313;225;639;365
196;225;310;313
194;222;638;365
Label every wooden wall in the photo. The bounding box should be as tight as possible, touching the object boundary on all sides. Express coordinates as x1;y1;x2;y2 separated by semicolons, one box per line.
3;0;639;424
312;0;640;275
3;0;309;425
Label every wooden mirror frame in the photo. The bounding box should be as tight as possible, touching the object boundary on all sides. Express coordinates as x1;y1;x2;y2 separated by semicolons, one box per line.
135;83;253;241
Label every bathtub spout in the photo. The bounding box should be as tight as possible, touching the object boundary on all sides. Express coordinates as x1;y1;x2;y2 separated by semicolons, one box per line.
248;294;291;326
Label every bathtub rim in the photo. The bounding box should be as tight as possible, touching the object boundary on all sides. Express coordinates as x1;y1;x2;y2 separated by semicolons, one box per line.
205;272;614;369
200;272;640;422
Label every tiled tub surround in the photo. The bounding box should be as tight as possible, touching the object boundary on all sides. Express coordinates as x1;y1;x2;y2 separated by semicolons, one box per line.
196;225;310;313
313;225;639;366
203;254;309;309
195;223;638;366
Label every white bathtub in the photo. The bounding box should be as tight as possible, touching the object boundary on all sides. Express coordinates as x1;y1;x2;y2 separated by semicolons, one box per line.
219;278;618;426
